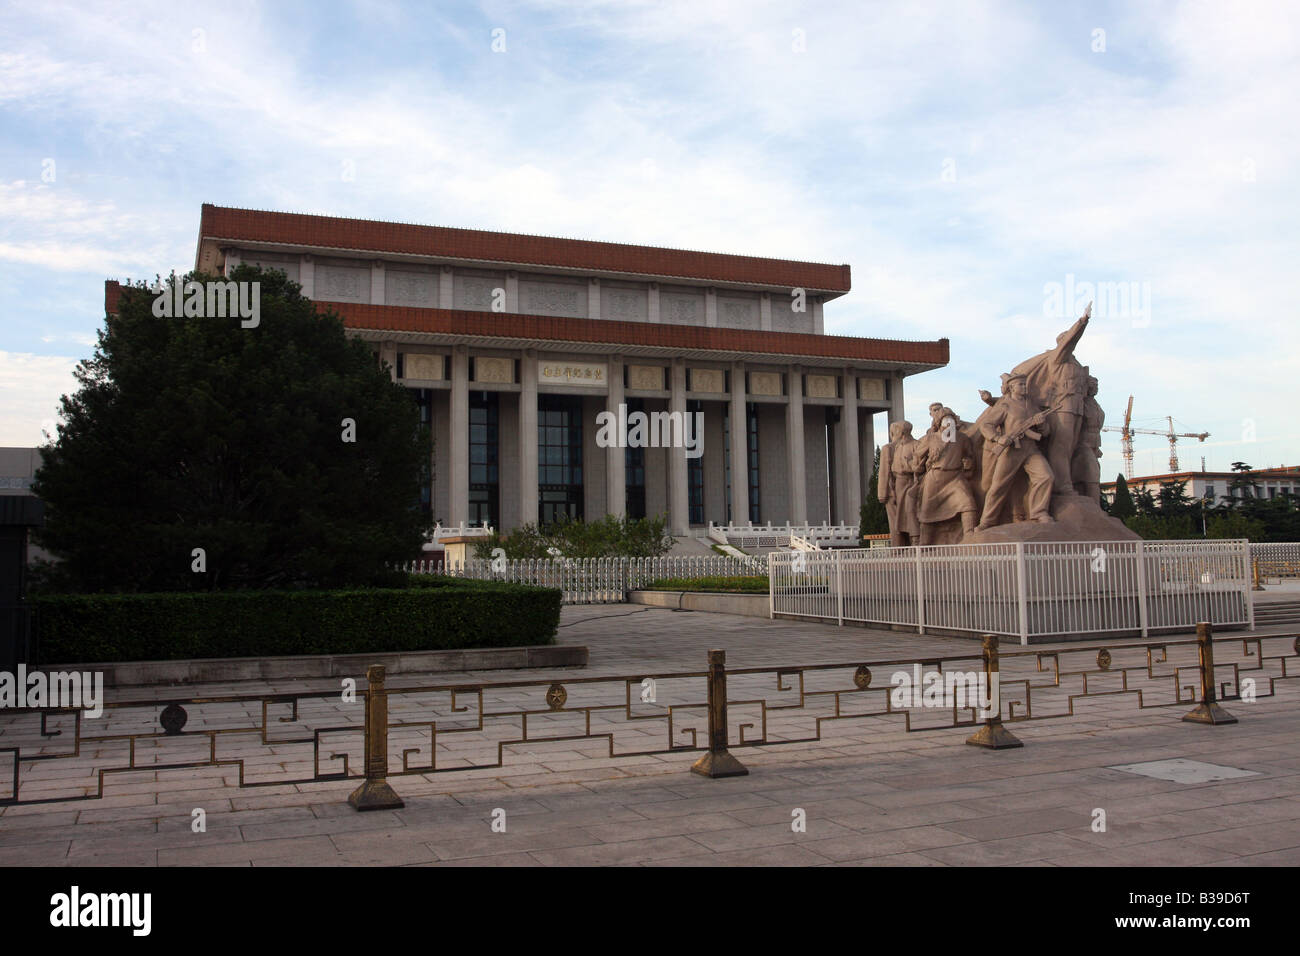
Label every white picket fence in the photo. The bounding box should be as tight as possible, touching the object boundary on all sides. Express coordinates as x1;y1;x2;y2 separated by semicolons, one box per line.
770;539;1255;644
406;554;764;604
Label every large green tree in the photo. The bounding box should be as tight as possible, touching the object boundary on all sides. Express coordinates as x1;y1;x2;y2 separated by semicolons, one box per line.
33;266;432;592
1110;473;1136;519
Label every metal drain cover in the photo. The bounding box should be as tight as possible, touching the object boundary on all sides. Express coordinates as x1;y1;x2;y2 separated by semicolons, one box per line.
1106;758;1259;784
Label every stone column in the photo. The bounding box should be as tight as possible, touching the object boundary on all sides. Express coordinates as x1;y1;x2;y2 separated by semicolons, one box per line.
606;355;626;518
838;367;862;525
505;272;519;313
378;342;398;383
647;283;660;323
438;266;453;309
370;261;385;305
519;350;539;527
729;362;749;526
588;278;601;320
859;403;876;504
888;374;905;427
759;293;772;332
449;346;470;527
705;288;718;327
299;255;315;298
787;366;808;525
669;359;690;535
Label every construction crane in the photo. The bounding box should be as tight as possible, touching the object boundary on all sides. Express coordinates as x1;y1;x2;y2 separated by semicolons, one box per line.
1101;395;1209;477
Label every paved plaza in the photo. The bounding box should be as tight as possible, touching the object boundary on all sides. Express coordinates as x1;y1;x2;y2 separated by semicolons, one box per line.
1;606;1298;866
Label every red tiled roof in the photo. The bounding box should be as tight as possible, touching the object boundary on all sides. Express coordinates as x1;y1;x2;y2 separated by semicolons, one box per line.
197;204;851;292
328;302;947;366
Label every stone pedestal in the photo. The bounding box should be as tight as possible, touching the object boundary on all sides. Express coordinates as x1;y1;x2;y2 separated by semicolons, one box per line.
961;494;1138;545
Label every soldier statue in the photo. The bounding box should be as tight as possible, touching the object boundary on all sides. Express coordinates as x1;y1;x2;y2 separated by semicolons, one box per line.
1072;373;1104;501
975;374;1054;531
880;420;920;547
913;404;978;544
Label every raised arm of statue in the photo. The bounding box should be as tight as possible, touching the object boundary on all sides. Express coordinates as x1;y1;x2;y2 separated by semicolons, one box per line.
1050;303;1092;367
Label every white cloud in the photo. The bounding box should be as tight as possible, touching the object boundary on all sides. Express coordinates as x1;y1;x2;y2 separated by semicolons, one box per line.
0;351;78;445
0;0;1296;472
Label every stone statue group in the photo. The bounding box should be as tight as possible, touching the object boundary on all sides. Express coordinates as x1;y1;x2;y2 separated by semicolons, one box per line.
879;305;1107;546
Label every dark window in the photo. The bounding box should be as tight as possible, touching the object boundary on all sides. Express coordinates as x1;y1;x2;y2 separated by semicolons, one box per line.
825;407;839;521
724;406;732;524
626;398;646;519
688;399;704;525
412;387;433;520
469;391;498;526
747;403;760;524
538;395;583;524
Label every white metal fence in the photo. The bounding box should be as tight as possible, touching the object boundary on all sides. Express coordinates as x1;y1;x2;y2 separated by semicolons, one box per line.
770;539;1254;644
406;555;764;604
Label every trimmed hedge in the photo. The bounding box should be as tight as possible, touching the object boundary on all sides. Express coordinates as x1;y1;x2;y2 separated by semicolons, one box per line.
33;579;561;664
642;575;770;594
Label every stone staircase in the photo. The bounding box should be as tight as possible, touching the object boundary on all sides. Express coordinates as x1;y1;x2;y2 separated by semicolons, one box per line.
1253;600;1300;629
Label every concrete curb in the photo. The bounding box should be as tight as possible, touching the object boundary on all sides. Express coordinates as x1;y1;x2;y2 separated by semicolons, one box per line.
628;589;770;618
57;644;589;688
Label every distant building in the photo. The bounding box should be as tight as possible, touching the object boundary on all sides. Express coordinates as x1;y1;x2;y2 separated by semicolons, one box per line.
0;447;39;497
1102;465;1300;506
1;447;44;668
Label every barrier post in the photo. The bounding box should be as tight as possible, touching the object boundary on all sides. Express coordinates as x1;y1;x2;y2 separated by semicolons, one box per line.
966;634;1024;749
691;649;749;778
348;665;405;810
1183;621;1238;725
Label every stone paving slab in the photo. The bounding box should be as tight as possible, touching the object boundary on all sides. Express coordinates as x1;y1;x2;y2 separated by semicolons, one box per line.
1;605;1297;866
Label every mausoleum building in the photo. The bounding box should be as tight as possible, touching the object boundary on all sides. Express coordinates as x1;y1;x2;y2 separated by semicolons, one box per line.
141;205;949;534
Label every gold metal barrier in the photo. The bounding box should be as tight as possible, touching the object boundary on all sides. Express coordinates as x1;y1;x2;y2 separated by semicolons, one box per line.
1252;558;1300;588
2;625;1295;809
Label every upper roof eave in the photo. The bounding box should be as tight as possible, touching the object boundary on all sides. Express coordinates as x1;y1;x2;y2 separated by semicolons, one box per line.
196;203;852;295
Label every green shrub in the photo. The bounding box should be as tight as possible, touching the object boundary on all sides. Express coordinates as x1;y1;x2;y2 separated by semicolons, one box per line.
33;580;561;664
474;514;674;559
642;575;769;593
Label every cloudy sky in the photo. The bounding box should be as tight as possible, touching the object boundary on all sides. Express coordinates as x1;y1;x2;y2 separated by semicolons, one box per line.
2;0;1296;477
